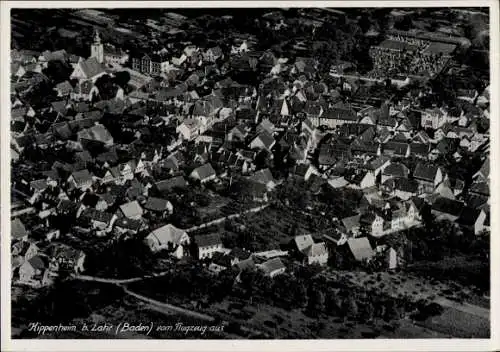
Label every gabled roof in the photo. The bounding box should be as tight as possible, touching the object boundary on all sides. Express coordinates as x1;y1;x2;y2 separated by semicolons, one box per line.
247;168;275;186
155;176;188;192
259;257;285;275
144;197;171;212
55;81;73;95
119;200;143;218
347;237;374;261
79;57;105;79
11;218;28;240
382;163;409;177
341;214;361;231
294;234;314;252
114;217;143;231
431;197;464;216
303;242;328;257
80;208;114;224
251;130;275;150
191;163;216;180
148;224;188;246
414;163;440;182
69;169;92;185
456;207;484;226
27;255;48;270
195;233;222;248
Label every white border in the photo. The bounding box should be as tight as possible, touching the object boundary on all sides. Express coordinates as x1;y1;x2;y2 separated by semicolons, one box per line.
1;1;499;351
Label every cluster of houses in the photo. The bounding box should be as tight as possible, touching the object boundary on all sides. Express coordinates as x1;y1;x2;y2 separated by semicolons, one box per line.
368;29;465;80
10;14;489;286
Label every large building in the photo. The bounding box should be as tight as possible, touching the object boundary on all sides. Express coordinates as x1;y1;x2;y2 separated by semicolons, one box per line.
90;30;129;66
131;52;171;76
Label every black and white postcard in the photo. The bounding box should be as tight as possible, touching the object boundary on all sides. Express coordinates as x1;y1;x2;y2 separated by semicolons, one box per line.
1;1;498;351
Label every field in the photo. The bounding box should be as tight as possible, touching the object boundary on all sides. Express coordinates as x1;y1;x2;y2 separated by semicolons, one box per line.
416;307;489;338
320;268;490;338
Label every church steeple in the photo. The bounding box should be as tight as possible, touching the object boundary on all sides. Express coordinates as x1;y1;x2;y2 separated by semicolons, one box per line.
94;29;101;45
90;28;104;64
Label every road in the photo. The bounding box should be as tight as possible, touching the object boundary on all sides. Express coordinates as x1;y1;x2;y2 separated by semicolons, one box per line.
185;204;269;233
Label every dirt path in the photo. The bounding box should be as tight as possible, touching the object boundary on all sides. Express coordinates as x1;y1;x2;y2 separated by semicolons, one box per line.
185;204;269;233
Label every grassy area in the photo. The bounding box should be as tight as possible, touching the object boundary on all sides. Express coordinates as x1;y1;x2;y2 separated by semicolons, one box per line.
416;307;489;338
406;255;489;294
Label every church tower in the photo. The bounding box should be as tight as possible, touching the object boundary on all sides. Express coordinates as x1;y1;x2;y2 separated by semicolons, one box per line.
90;29;104;64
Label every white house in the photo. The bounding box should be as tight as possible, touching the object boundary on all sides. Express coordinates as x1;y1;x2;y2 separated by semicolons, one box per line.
145;224;190;258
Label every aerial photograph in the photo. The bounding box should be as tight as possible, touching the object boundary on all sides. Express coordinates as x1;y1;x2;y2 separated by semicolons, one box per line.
9;7;490;339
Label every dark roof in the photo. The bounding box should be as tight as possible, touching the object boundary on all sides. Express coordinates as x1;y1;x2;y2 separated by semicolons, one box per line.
410;143;431;156
431;197;464;216
144;197;171;212
384;141;409;155
192;163;216;180
195;233;222;248
323;107;358;121
414;163;439;182
383;163;409;177
155;176;187;192
456;207;483;226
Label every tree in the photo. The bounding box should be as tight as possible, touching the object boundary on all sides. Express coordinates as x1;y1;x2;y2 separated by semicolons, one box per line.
113;71;131;90
94;74;118;101
43;60;72;84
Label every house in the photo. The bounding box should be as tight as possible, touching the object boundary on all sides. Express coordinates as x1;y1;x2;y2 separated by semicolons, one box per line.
54;81;73;97
227;124;250;143
118;200;144;220
47;244;86;274
246;168;277;190
309;107;359;129
473;156;489;181
249;131;275;151
190;163;217;184
143;197;173;217
360;212;384;237
413;163;443;194
194;233;224;259
204;46;223;62
383;141;410;158
347;237;375;262
18;255;51;286
131;52;170;75
345;169;376;190
456;207;487;235
322;230;348;246
67;170;93;191
77;124;114;147
420;107;447;129
431;197;464;221
114;218;145;236
294;234;314;253
258;257;286;278
12;241;39;261
155;176;188;194
382;177;418;200
79;208;117;234
341;214;361;236
365;155;391;176
145;224;190;258
410;143;431;159
303;242;329;266
177;118;202;141
381;163;409;183
70;57;106;82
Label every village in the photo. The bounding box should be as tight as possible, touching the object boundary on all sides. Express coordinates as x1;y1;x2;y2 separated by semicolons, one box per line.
10;7;490;338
